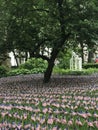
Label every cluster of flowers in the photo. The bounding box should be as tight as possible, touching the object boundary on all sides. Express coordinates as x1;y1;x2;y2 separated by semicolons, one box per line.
0;85;98;130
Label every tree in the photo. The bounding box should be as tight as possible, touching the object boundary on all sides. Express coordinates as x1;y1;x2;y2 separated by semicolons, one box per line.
5;0;71;82
0;0;11;67
1;0;98;82
71;0;98;63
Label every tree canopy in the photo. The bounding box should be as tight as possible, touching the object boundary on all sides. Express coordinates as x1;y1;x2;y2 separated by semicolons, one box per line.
0;0;98;82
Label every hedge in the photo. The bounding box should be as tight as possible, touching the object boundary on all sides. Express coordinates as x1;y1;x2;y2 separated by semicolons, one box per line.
83;63;98;69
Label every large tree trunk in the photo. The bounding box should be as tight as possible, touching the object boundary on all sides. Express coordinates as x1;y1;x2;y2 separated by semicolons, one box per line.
44;60;55;83
44;49;59;83
44;0;70;83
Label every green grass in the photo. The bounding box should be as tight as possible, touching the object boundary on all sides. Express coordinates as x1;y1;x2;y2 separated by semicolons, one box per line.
53;67;98;75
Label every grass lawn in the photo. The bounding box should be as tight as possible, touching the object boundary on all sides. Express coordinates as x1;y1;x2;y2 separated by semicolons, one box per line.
0;75;98;129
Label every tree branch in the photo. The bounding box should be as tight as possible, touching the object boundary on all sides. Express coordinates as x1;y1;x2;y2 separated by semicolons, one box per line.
29;9;49;13
31;53;50;61
33;37;52;52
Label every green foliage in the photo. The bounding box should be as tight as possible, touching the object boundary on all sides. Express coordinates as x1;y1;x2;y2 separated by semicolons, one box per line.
0;0;98;81
7;58;48;76
53;67;98;75
19;58;47;70
0;66;7;77
0;0;10;54
57;50;71;69
7;65;98;77
4;0;98;54
7;69;31;76
30;68;46;74
83;63;98;69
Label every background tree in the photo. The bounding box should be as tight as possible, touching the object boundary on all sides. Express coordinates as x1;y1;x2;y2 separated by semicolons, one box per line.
0;0;11;67
71;0;98;63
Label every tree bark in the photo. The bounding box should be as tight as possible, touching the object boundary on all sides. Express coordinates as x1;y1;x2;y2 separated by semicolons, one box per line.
88;44;94;63
43;0;70;83
44;60;55;83
88;49;94;63
80;42;84;63
44;49;59;83
19;51;22;65
25;51;28;61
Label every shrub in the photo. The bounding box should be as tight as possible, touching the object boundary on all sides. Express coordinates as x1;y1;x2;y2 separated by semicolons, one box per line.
19;58;47;70
83;63;98;69
0;66;7;77
19;58;47;72
53;67;98;75
7;58;48;76
7;69;31;76
30;68;46;74
57;50;71;69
